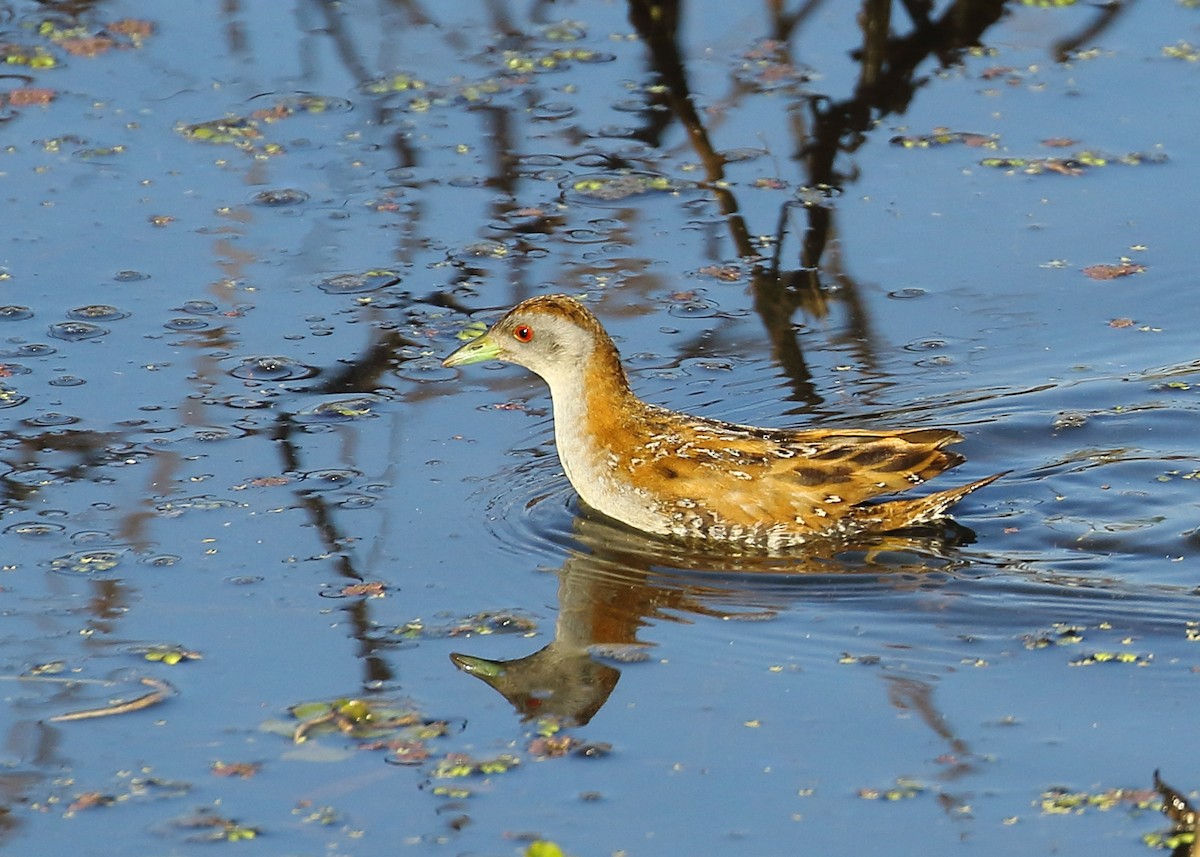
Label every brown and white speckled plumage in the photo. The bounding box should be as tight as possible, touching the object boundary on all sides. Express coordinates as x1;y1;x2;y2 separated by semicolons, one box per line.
443;294;1001;550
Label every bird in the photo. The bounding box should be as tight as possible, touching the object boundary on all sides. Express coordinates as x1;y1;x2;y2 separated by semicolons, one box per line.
442;294;1002;551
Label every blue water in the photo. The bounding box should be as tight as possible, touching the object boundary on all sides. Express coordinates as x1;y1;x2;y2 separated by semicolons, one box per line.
1;2;1198;855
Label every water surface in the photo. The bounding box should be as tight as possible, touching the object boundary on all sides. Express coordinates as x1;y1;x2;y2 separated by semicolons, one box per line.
1;2;1198;855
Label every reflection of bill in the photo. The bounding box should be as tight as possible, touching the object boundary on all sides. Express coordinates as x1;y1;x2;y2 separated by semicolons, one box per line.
451;510;979;726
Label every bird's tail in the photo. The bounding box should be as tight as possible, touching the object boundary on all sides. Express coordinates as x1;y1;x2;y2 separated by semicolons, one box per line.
871;471;1008;531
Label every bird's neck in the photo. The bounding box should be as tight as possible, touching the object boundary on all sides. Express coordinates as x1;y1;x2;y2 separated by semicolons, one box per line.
544;340;642;494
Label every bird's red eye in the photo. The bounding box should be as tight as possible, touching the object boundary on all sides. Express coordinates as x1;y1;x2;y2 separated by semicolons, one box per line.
513;324;534;343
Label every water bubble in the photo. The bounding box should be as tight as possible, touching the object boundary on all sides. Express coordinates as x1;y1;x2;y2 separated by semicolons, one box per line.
446;175;487;188
48;321;108;341
531;168;571;182
0;306;33;321
574;153;617;168
296;395;383;422
338;495;378;509
114;270;149;282
0;389;29;409
314;270;401;295
141;554;182;567
667;295;719;318
67;305;129;321
1053;412;1089;431
49;375;86;387
251;188;310;207
564;229;606;244
155;495;239;516
229;355;318;381
384;167;419;184
532;102;575;121
219;396;274;410
611;98;652;113
721;147;768;163
73;531;122;546
4;521;66;539
593;125;639;139
177;300;220;315
191;426;236;441
164;317;210;331
300;468;360;491
22;412;79;427
904;338;949;352
0;343;55;358
888;288;926;300
516;154;565;167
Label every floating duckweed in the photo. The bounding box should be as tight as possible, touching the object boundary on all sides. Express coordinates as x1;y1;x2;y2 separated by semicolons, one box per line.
393;610;538;639
258;93;352;116
50;549;123;574
431;785;473;799
297;396;383;422
140;645;202;665
361;73;428;95
525;842;566;857
1023;623;1086;649
285;696;433;743
223;825;259;842
37;21;87;39
1163;41;1200;62
858;777;926;800
1144;830;1196;850
980;151;1167;174
890;130;1000;149
179;116;261;145
569;172;679;201
541;22;586;41
73;146;126;160
1069;651;1151;666
2;44;57;69
432;752;520;779
1039;785;1159;815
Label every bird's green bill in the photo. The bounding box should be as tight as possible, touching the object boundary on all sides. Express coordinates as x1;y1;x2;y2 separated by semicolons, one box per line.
449;652;507;678
442;332;500;368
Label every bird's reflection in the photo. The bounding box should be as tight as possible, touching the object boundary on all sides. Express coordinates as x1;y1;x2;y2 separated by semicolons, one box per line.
452;509;980;726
